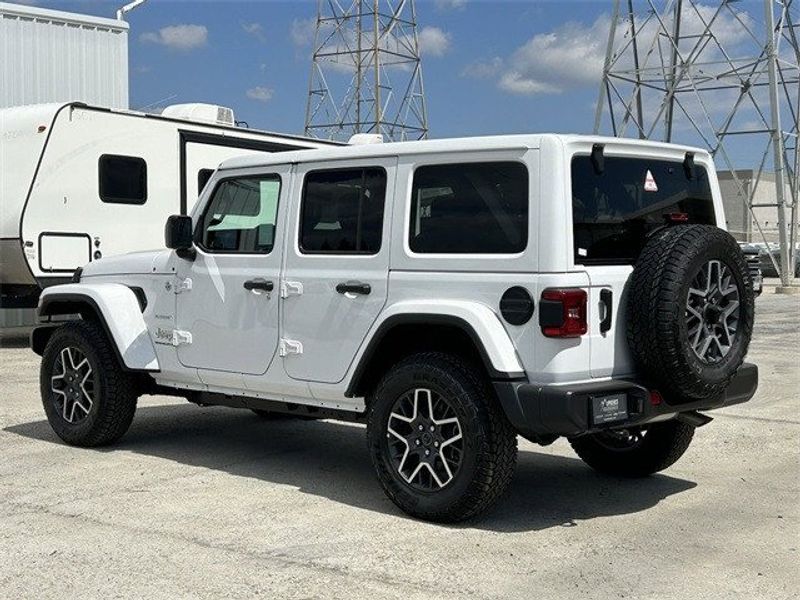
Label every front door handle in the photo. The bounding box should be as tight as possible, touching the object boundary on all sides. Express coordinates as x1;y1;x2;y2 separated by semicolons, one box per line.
336;281;371;295
244;279;274;292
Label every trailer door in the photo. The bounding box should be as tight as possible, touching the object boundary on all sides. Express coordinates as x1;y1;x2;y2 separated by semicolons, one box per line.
180;132;308;214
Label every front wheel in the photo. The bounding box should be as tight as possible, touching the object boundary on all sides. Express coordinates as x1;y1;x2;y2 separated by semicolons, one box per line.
569;420;695;478
40;320;139;447
367;353;517;523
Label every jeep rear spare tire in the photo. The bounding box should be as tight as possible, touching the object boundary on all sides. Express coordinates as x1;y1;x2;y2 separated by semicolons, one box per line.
627;224;754;401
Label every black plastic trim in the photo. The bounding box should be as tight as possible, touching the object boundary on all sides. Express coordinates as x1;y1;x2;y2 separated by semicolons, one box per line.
345;313;527;398
499;286;535;326
493;363;758;438
128;286;148;312
599;288;613;333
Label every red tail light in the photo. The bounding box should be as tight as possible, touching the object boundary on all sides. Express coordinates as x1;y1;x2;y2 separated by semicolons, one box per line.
539;288;588;338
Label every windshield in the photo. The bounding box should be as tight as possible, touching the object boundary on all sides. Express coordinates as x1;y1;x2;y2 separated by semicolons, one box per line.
571;155;716;265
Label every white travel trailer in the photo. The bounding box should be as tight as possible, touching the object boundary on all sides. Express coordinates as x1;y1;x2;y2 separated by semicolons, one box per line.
0;102;338;307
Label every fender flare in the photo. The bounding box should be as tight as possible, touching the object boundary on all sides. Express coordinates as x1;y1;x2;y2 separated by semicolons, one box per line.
345;300;526;397
35;283;159;372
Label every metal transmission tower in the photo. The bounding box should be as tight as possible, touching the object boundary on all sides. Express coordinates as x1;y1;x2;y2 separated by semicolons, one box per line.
595;0;800;286
304;0;429;142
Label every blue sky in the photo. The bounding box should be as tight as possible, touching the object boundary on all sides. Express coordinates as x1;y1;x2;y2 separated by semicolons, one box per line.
21;1;616;137
18;1;784;168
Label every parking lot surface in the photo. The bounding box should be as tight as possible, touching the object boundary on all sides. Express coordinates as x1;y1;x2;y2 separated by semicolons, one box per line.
1;289;798;599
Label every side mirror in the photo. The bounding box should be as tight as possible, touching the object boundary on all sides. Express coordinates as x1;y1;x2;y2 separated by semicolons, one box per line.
165;215;195;259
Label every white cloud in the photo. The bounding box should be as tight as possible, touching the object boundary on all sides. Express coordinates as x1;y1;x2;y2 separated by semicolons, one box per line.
467;3;755;97
291;18;317;47
499;72;562;95
461;57;503;79
241;22;266;43
246;86;274;103
417;26;451;57
435;0;467;10
140;24;208;51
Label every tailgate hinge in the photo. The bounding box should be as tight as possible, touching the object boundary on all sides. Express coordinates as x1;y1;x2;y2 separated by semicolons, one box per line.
279;338;303;356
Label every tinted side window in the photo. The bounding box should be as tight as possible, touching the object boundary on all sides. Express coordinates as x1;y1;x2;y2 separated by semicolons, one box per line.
300;168;386;254
409;162;529;254
198;169;215;195
99;155;147;205
199;175;281;254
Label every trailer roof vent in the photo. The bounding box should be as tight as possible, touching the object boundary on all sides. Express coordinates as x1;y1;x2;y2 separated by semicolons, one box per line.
161;103;235;126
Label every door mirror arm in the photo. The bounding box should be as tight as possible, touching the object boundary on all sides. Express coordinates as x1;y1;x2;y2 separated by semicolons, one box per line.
176;247;197;261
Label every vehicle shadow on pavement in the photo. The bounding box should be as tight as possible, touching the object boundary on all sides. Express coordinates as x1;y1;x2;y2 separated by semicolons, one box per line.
0;333;32;349
5;401;696;532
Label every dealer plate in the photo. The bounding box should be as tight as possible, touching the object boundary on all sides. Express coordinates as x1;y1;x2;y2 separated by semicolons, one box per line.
591;393;628;425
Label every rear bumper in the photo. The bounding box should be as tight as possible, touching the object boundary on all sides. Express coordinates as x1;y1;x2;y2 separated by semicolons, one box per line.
495;363;758;438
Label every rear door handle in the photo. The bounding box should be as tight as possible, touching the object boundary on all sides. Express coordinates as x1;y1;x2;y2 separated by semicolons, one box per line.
336;281;371;295
600;289;613;333
244;279;274;292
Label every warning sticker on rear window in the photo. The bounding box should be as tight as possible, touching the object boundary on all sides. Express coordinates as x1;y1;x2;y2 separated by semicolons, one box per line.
644;170;658;192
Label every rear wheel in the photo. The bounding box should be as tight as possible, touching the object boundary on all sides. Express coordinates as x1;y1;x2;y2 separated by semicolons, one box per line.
569;421;695;477
367;353;517;523
40;320;138;447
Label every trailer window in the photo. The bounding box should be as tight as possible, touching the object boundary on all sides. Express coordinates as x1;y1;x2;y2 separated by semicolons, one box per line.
299;168;386;254
99;155;147;205
409;162;528;254
571;156;716;264
199;175;281;254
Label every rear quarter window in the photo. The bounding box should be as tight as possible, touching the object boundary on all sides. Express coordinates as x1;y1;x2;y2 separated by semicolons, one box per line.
409;162;528;254
571;156;716;264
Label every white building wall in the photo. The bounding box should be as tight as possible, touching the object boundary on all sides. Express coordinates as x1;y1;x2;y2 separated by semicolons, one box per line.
0;2;129;109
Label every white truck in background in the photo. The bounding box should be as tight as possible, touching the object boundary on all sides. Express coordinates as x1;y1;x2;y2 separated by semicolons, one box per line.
0;102;338;308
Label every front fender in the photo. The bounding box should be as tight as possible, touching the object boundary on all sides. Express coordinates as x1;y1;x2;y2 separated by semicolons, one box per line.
37;283;159;372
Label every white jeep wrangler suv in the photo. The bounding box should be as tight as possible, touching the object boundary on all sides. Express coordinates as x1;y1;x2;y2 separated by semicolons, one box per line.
32;135;758;522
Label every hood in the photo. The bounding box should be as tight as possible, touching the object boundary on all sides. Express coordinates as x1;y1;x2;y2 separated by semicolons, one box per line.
80;250;172;277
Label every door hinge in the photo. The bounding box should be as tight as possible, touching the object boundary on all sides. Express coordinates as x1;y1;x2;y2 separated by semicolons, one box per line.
279;338;303;356
171;330;193;346
280;280;303;298
174;278;192;294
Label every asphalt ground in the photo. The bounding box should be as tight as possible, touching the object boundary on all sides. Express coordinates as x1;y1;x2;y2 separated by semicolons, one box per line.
1;288;798;599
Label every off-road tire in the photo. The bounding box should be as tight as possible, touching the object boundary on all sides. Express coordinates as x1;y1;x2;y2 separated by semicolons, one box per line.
569;421;695;477
367;353;517;523
40;320;138;447
627;225;754;401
